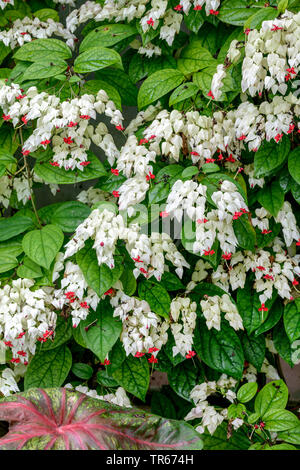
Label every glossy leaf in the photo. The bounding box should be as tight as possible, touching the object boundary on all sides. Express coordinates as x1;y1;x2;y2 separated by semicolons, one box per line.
24;346;72;389
112;355;149;402
74;47;122;73
14;38;72;62
254;380;288;418
138;280;171;319
80;24;137;52
254;138;290;178
194;320;244;379
138;69;185;109
22;225;64;270
76;240;123;298
80;305;122;363
0;216;33;242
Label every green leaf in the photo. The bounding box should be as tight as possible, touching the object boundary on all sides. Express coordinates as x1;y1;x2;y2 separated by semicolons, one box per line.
14;38;72;62
244;7;278;30
168;361;205;401
278;0;289;14
194;319;244;379
184;8;205;33
257;181;284;217
128;53;177;84
34;153;106;184
237;382;258;403
237;280;274;334
72;363;94;380
0;236;23;258
76;239;123;298
148;181;170;205
278;424;300;445
49;201;91;233
138;69;185;109
156;164;183;184
254;137;290;178
0;150;17;166
40;317;73;351
264;409;299;432
255;298;283;336
288;147;300;185
241;333;265;371
0;255;18;273
80;24;137;52
17;256;43;278
169;82;199;107
24;345;72;389
96;370;119;387
202;163;220;174
22;224;64;270
112;355;149;402
0;216;33;242
219;0;257;26
81;79;122;110
138;280;171;319
33;8;60;22
80;305;122;363
74;47;122;73
273;320;294;367
107;339;126;374
254;380;288;418
233;213;256;251
227;403;246;419
119;269;136;296
178;40;216;75
181;166;199;179
284;299;300;343
22;59;68;81
160;272;184;291
151;391;177;419
202;422;250;450
95;68;137;106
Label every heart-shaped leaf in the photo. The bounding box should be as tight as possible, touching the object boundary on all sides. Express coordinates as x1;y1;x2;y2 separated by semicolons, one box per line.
0;388;203;450
22;224;64;269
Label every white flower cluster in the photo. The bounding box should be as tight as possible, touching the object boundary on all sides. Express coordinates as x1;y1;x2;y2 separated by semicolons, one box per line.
66;0;222;46
138;93;299;170
166;179;248;255
166;180;207;222
77;187;114;207
185;374;237;435
52;261;100;327
275;201;300;247
64;208;125;268
211;239;300;304
0;279;56;365
65;383;131;408
125;231;190;280
116;135;156;179
242;11;300;96
170;297;197;357
138;43;162;58
64;208;190;281
0;83;123;171
0;16;76;50
200;294;243;331
0;368;19;397
111;289;169;356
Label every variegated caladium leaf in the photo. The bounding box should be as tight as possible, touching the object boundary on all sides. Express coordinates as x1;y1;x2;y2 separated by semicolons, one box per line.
0;388;203;450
